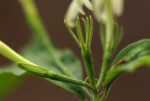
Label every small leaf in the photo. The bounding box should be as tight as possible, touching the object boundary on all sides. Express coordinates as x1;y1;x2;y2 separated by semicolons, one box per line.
112;39;150;66
104;39;150;98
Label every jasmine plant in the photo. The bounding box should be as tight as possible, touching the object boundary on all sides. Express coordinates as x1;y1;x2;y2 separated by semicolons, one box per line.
0;0;150;101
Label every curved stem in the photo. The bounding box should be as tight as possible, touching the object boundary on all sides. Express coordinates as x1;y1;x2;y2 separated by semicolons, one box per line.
0;41;92;89
19;0;74;77
19;63;92;89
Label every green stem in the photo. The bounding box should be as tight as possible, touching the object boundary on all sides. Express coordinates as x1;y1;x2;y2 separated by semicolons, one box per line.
81;48;98;98
65;16;96;100
82;49;95;86
96;51;112;89
93;93;99;101
0;41;35;66
19;63;92;89
97;0;114;89
19;0;73;77
19;0;54;50
99;88;110;101
0;41;91;89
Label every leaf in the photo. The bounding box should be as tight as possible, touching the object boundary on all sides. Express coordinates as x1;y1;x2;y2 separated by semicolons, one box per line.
113;39;150;65
105;39;150;92
0;39;86;100
22;40;87;99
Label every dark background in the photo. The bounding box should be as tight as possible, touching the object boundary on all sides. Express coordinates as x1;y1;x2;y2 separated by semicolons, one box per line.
0;0;150;101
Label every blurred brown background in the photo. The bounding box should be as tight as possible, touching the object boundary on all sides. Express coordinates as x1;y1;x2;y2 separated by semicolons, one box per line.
0;0;150;101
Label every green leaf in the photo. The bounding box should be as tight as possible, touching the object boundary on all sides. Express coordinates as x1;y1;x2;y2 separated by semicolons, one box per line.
0;39;87;100
108;39;150;85
102;39;150;100
112;39;150;65
22;40;87;99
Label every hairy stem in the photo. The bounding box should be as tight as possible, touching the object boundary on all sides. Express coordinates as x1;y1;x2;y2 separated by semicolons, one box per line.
97;51;112;89
81;48;98;100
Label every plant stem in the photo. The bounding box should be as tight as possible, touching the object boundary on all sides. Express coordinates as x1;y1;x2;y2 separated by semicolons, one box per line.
19;63;92;89
93;92;99;101
97;0;114;89
65;16;97;100
0;41;35;66
0;41;92;89
82;48;96;88
99;88;110;101
19;0;73;77
19;0;54;50
81;48;98;100
96;50;112;89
